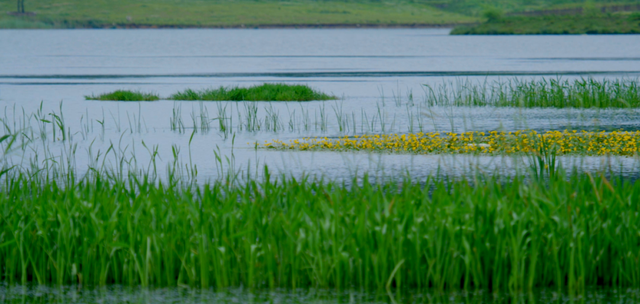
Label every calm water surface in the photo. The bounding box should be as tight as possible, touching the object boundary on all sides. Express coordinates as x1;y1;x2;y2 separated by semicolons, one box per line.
2;284;640;304
1;29;640;178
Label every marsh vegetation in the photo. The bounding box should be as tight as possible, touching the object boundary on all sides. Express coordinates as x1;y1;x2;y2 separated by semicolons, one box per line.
85;90;160;101
86;84;336;102
170;83;337;102
2;76;640;301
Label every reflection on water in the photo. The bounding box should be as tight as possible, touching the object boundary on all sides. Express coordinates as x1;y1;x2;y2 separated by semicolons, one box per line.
2;284;640;304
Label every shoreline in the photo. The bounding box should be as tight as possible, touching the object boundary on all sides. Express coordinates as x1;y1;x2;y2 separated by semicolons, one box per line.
0;23;469;30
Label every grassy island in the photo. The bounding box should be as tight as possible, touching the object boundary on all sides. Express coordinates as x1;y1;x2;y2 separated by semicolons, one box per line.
451;12;640;35
170;84;337;101
86;84;336;102
85;90;160;101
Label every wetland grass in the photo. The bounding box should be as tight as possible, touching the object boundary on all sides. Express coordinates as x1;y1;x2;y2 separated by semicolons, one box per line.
169;83;337;102
85;90;160;102
425;78;640;108
1;167;640;292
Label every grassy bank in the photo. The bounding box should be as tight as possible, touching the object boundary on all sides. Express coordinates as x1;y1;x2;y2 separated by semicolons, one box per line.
85;90;159;101
0;0;474;29
451;12;640;34
266;130;640;156
1;167;640;292
424;78;640;108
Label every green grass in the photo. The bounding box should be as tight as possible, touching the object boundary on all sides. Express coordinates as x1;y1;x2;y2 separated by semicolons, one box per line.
0;0;474;29
2;0;638;29
424;78;640;108
85;90;160;101
169;84;337;101
1;166;640;292
451;12;640;34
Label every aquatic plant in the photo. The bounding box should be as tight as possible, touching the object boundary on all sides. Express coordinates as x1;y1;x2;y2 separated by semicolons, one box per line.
85;90;160;101
424;78;640;108
265;130;640;156
169;83;337;102
1;167;640;293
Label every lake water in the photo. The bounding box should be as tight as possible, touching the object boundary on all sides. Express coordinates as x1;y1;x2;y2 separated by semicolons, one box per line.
1;29;640;302
2;284;640;304
1;29;640;180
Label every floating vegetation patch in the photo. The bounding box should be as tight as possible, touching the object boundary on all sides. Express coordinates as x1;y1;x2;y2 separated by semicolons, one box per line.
2;169;640;291
85;90;160;101
265;130;640;156
169;83;337;101
425;78;640;108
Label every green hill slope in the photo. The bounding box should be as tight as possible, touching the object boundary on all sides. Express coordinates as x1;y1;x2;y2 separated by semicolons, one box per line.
0;0;475;28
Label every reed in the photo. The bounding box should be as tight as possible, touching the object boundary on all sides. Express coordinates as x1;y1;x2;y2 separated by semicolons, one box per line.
169;84;337;102
1;165;640;293
424;78;640;108
85;90;160;102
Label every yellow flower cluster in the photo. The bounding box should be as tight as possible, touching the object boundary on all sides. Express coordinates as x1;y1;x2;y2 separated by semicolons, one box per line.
263;130;640;156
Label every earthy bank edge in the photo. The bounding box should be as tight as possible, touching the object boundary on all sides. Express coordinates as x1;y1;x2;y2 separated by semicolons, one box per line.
451;13;640;35
2;168;640;291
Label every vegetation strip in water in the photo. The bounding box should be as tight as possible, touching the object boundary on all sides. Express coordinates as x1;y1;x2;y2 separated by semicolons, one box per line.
265;130;640;156
85;90;159;101
451;12;640;35
169;84;337;101
85;84;336;102
424;78;640;108
1;168;640;292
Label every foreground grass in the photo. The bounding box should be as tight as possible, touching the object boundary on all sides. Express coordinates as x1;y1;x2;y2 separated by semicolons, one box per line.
1;169;640;292
451;12;640;34
425;78;640;108
0;0;474;28
85;90;159;101
170;84;337;101
266;130;640;156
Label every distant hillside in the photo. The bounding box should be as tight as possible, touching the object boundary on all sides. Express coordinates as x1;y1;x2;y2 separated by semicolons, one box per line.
0;0;474;29
1;0;639;29
451;10;640;34
423;0;640;16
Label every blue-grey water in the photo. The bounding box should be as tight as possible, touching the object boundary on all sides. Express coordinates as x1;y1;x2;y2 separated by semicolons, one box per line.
1;29;639;181
2;284;640;304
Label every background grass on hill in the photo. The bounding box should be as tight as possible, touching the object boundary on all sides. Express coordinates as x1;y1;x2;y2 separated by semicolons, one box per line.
0;0;474;28
3;0;640;28
451;11;640;34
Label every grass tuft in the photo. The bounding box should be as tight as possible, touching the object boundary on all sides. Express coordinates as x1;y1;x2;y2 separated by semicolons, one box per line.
85;90;160;101
169;83;337;101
